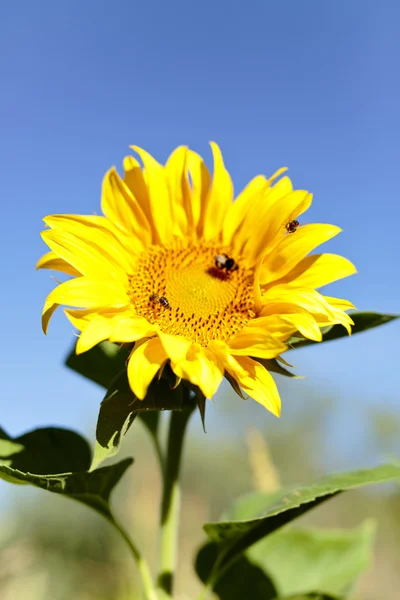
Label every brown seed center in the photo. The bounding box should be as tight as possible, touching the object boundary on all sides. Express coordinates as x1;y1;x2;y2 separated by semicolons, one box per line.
127;244;255;345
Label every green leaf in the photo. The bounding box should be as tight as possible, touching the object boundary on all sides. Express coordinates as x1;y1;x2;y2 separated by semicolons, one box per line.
196;512;371;598
66;341;183;443
0;455;132;521
92;370;184;469
248;521;375;598
0;426;91;474
65;340;129;388
288;311;398;349
196;542;277;600
0;425;131;522
203;464;400;579
220;490;285;522
0;428;24;458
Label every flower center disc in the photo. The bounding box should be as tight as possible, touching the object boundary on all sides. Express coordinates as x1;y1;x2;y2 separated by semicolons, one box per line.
128;245;255;345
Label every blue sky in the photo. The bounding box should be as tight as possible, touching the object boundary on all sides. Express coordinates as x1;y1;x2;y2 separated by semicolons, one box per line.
0;1;399;463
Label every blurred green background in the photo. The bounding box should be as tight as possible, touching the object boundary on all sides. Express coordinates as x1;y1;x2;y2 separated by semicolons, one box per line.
1;372;399;600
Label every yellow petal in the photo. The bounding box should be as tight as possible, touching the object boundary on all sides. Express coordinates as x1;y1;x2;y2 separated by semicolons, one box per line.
41;229;127;281
123;155;155;232
245;315;297;340
127;338;167;399
323;296;356;311
64;307;154;345
316;300;355;335
260;301;323;342
44;214;135;273
36;251;82;277
262;287;335;318
233;176;293;259
244;191;312;262
228;328;287;358
223;168;289;248
44;277;129;312
266;167;289;184
186;150;211;237
42;301;60;334
226;356;281;416
316;313;353;335
201;142;233;240
222;175;268;245
281;312;322;342
165;146;191;237
130;146;173;244
109;315;156;343
158;332;192;362
170;344;224;398
65;307;105;330
261;224;342;284
44;213;115;232
76;316;113;354
101;168;151;245
276;253;357;289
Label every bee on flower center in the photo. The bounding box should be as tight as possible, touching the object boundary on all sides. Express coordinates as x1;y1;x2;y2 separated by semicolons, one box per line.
150;294;171;309
214;253;239;272
285;219;299;233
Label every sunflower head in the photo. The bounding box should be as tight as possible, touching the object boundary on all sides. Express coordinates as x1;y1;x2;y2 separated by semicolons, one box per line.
37;143;356;417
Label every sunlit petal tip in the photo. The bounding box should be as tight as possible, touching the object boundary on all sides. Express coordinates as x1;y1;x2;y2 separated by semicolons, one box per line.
269;166;288;180
123;154;141;170
209;141;227;169
42;215;53;227
168;144;188;154
268;397;281;418
129;145;153;161
75;339;87;355
208;140;220;150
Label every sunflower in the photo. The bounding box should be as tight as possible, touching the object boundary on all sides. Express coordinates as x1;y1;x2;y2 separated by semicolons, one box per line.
37;143;356;416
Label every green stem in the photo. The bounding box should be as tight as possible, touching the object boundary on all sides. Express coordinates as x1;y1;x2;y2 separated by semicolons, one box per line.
195;581;214;600
113;519;158;600
156;405;193;598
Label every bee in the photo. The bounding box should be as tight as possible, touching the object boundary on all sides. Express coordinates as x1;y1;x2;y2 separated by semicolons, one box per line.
285;219;299;233
214;253;239;272
150;294;171;309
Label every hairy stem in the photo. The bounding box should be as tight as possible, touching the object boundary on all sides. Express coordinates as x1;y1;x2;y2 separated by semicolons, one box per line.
156;404;193;598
